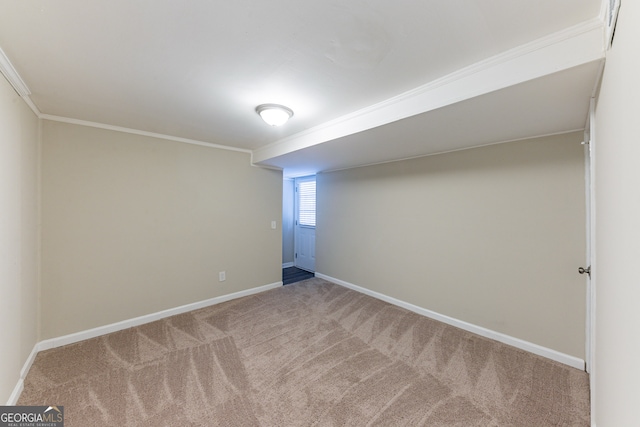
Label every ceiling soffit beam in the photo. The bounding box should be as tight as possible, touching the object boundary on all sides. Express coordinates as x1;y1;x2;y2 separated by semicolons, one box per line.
252;18;606;166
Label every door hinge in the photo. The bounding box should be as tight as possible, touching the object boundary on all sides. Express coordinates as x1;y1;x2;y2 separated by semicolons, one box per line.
295;253;298;259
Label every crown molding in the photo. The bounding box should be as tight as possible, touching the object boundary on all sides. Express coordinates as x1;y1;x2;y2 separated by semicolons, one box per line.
40;114;252;154
1;47;251;155
0;47;31;97
21;96;42;117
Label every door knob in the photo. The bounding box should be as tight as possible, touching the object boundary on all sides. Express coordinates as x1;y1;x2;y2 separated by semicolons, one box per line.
578;266;591;278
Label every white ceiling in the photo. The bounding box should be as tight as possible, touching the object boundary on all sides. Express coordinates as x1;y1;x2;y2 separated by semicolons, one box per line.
0;0;606;177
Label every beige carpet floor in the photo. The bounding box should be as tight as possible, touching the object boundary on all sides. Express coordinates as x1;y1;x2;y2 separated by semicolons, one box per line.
19;278;590;426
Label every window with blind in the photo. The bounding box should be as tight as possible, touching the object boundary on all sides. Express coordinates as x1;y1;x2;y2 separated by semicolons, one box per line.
297;178;316;227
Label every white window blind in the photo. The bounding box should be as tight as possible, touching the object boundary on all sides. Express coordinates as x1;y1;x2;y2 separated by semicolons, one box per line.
297;180;316;227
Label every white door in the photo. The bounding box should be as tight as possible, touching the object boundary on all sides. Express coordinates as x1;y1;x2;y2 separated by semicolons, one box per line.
294;176;316;272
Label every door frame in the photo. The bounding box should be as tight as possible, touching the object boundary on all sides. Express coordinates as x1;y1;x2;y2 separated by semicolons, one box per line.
586;95;597;427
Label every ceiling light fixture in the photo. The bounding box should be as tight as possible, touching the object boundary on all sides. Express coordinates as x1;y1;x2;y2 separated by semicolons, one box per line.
256;104;294;126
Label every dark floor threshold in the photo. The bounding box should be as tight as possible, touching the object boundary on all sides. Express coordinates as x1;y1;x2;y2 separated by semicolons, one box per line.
283;266;315;285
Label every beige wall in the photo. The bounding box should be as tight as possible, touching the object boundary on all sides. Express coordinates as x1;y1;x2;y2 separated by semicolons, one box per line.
594;1;640;424
0;74;39;403
41;121;282;339
317;133;586;358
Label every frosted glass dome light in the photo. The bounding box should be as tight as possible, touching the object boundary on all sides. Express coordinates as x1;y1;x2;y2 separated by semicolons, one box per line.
256;104;294;126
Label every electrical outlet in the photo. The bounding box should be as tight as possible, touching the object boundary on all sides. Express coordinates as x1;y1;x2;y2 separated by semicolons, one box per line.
219;271;226;282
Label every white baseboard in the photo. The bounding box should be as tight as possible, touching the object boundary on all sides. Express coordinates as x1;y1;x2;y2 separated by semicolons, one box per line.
6;338;40;405
282;262;294;268
315;273;585;370
38;281;283;351
8;280;283;404
6;379;23;405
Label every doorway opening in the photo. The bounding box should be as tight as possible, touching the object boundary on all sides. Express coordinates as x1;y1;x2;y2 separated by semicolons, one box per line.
294;175;316;273
281;175;316;285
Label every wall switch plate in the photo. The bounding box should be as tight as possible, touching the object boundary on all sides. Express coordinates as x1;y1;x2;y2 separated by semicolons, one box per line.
271;220;277;229
219;271;226;282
